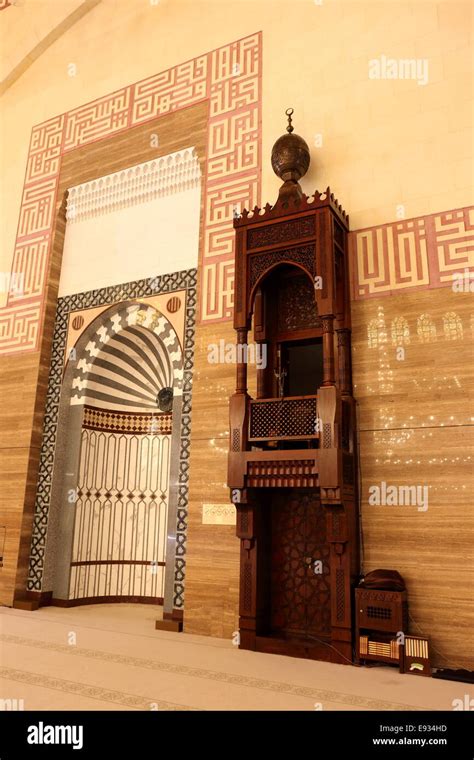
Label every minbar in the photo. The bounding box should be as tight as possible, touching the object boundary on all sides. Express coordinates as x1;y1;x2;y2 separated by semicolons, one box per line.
228;116;359;664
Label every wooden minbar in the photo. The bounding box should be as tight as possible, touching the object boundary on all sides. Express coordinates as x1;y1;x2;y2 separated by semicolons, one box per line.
228;110;359;664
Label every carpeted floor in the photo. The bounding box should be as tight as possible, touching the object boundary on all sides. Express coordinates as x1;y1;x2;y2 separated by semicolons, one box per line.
0;605;465;711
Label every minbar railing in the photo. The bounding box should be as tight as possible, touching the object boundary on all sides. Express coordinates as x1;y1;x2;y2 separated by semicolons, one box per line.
248;395;319;442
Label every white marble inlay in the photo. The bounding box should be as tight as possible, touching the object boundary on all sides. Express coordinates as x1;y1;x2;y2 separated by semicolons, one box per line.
202;504;236;526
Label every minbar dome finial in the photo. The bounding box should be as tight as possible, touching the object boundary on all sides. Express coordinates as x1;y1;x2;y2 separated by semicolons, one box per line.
285;106;295;134
271;108;310;202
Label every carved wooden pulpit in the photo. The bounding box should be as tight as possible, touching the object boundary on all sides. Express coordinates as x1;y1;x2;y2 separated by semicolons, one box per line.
228;109;359;663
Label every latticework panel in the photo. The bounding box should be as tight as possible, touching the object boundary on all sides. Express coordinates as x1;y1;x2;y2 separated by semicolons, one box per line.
249;396;318;441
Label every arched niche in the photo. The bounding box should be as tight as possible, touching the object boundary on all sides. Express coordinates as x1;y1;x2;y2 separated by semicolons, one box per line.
249;263;323;402
42;301;184;611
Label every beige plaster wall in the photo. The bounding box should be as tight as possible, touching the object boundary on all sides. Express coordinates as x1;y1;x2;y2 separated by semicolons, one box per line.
1;0;472;306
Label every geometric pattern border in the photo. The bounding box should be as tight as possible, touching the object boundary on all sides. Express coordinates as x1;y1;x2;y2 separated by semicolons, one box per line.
82;407;173;435
26;268;197;610
0;31;262;355
351;205;474;300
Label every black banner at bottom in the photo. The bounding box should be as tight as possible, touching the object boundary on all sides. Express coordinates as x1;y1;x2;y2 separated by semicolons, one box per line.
0;710;472;758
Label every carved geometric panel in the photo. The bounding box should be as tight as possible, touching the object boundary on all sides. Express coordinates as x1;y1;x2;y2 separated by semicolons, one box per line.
249;244;315;293
270;490;331;636
277;273;320;332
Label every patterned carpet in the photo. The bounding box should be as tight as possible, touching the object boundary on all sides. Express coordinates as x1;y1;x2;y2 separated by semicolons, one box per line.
0;605;464;711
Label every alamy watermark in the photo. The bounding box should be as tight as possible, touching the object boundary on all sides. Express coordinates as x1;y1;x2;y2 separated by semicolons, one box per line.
0;271;25;296
207;340;267;369
452;694;474;710
369;55;429;86
0;698;24;710
452;269;474;293
368;481;429;512
27;722;83;750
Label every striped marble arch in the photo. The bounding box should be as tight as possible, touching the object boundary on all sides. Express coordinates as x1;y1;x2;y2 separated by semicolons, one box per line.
70;303;183;411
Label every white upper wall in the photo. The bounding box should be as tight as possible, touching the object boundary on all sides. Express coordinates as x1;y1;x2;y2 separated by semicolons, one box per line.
58;148;201;296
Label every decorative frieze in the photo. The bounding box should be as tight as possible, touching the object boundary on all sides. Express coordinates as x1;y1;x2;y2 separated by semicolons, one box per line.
247;215;315;249
82;406;172;435
66;149;201;223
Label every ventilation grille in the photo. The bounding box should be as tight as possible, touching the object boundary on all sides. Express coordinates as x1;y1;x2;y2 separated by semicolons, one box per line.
367;605;392;620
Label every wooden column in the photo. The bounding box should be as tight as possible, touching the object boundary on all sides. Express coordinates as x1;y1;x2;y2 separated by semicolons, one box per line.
256;345;266;399
337;328;352;396
236;327;248;393
322;315;335;386
253;286;267;399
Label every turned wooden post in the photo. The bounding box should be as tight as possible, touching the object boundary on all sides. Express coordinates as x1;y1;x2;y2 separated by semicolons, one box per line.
322;315;335;386
256;347;266;399
337;328;352;395
236;327;248;394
